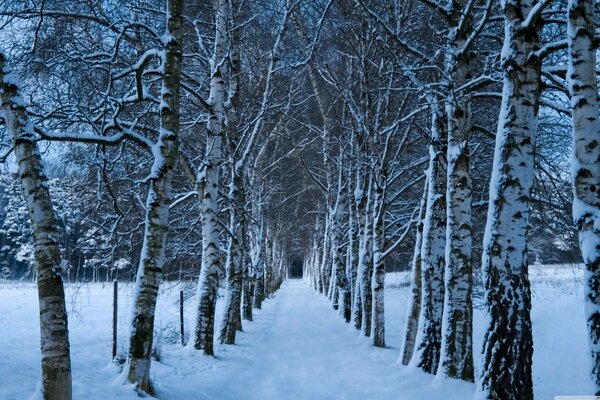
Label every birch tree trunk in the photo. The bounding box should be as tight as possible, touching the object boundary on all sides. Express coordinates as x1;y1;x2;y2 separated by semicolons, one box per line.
313;244;322;292
567;0;600;393
219;172;245;344
192;0;228;356
0;51;72;400
125;0;183;389
479;1;541;397
413;103;447;373
219;25;243;344
242;214;254;321
332;180;351;322
320;216;332;296
252;220;266;309
264;236;273;298
371;177;386;347
439;2;474;382
352;174;367;330
400;179;427;365
358;177;374;337
330;267;339;306
347;166;359;315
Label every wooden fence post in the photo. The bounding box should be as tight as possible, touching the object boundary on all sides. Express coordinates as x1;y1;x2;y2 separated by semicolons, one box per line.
112;280;118;359
180;289;184;345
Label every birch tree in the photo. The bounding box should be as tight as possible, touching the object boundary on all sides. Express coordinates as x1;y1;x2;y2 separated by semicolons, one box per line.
400;180;427;365
438;0;493;381
124;0;183;392
567;0;600;392
192;0;228;356
331;173;351;322
0;50;72;400
479;0;543;397
412;102;448;373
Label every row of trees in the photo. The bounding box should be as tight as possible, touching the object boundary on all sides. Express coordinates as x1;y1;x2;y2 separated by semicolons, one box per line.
0;0;310;398
1;0;598;399
301;0;600;398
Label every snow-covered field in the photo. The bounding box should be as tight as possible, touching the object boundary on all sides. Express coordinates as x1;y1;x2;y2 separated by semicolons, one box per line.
0;264;593;399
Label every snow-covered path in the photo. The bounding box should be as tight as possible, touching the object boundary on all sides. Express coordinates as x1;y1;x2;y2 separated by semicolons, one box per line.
216;280;395;399
0;267;593;399
152;280;469;400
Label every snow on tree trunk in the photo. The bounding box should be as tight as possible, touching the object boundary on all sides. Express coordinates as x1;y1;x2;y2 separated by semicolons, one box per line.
317;244;326;294
123;0;183;390
344;234;353;317
371;176;386;348
439;141;473;380
332;180;351;322
242;217;254;321
307;241;315;289
567;0;600;393
413;103;447;374
479;1;541;397
124;0;183;388
331;270;339;307
438;3;474;382
252;221;266;309
219;173;245;344
347;207;357;311
253;268;264;309
347;171;359;315
321;215;332;297
400;180;427;365
357;177;374;337
219;28;244;344
192;0;227;356
0;51;72;400
315;243;323;292
264;236;274;298
352;174;367;330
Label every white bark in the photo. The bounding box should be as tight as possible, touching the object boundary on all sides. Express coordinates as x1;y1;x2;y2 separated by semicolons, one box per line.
124;0;183;391
400;179;427;365
371;177;386;347
439;2;474;382
192;0;227;356
479;1;541;397
567;0;600;393
0;51;72;400
357;177;374;337
332;178;351;322
219;24;244;344
413;103;447;374
252;218;266;309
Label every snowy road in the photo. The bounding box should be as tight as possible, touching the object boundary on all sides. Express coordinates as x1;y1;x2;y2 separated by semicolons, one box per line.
154;280;469;400
0;268;592;399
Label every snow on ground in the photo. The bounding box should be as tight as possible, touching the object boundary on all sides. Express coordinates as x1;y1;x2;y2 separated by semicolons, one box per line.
0;263;593;399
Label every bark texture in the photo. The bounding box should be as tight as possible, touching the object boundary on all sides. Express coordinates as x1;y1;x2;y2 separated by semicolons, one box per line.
124;0;183;391
219;173;245;344
400;180;427;365
371;168;387;347
439;1;474;382
567;0;600;393
0;51;72;400
413;104;447;373
332;183;351;322
192;0;228;356
352;175;367;330
219;28;244;344
479;1;541;397
357;179;374;337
